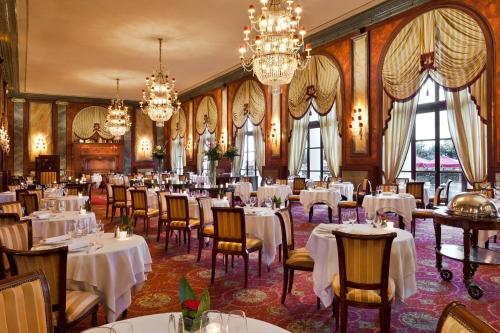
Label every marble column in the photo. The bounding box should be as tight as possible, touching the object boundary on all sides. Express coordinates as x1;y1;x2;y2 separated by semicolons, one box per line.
56;101;68;173
12;98;25;175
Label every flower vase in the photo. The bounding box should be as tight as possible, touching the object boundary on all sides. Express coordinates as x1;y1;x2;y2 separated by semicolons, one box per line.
183;316;201;333
156;158;164;174
209;160;217;186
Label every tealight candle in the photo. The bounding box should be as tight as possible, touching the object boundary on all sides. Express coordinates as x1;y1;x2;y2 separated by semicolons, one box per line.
78;193;82;198
387;222;394;229
80;208;86;215
118;230;128;239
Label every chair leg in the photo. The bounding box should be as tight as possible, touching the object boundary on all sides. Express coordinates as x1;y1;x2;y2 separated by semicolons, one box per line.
340;302;348;333
225;254;229;273
328;207;332;223
288;269;294;294
338;207;342;224
309;207;313;222
258;249;262;277
243;254;249;288
281;267;288;304
210;250;217;285
157;220;162;242
316;297;320;310
165;226;171;252
333;297;339;332
231;255;234;268
411;218;416;237
356;207;359;223
197;229;203;262
187;229;191;254
380;306;391;333
91;305;98;326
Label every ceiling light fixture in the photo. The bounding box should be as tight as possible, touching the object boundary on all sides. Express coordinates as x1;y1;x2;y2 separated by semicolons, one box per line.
140;38;180;127
239;0;312;93
105;78;131;138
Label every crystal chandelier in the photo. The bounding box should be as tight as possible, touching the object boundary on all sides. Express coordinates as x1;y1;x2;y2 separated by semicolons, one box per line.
105;78;131;138
140;38;181;127
0;124;10;155
239;0;312;92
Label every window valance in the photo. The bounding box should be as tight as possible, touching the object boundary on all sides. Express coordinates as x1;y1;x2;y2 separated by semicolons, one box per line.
382;8;487;128
195;95;218;135
72;106;114;141
288;55;340;120
170;108;187;140
232;79;265;129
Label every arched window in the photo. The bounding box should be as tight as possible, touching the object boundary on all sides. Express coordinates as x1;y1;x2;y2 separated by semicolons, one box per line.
241;121;257;176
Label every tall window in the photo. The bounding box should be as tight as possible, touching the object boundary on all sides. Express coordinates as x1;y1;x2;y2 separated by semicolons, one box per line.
174;138;184;175
240;121;257;176
399;78;466;197
201;132;211;175
299;109;329;181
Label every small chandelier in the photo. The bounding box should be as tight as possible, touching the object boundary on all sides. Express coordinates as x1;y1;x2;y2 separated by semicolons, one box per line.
0;124;10;155
140;38;181;127
239;0;312;92
105;78;131;138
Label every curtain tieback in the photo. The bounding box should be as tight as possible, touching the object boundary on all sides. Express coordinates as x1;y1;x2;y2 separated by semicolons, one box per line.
306;85;317;101
420;52;436;73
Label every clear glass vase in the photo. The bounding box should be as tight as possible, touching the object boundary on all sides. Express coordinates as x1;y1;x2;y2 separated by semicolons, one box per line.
209;160;217;186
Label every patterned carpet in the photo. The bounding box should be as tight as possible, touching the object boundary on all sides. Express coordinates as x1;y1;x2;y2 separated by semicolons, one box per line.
76;191;500;332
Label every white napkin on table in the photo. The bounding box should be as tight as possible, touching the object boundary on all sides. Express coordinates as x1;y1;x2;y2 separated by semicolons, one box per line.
41;234;71;244
68;239;90;251
31;211;51;219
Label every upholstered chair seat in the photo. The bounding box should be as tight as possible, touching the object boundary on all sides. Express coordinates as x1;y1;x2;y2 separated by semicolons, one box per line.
333;274;395;303
53;290;100;325
338;201;357;208
170;219;200;228
285;247;314;269
202;225;214;235
217;238;262;252
133;208;159;217
288;194;301;201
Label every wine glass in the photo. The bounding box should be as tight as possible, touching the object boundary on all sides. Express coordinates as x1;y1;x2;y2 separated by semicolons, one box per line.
110;322;134;333
249;197;256;208
96;220;104;238
347;210;357;224
226;310;247;333
59;200;65;212
201;310;223;333
341;210;351;225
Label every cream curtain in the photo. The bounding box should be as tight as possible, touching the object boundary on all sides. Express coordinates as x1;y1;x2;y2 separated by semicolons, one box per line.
170;109;187;140
196;132;208;175
232;127;245;175
288;113;309;176
232;80;266;129
171;137;185;173
254;123;265;175
72;106;114;141
195;96;218;135
319;101;342;177
445;89;487;184
383;95;419;183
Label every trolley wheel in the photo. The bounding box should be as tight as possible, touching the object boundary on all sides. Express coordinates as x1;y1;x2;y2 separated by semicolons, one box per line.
440;269;453;282
467;285;483;299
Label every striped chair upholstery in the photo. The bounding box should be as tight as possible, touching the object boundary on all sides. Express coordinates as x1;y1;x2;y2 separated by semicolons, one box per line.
211;207;262;288
111;185;130;221
130;189;159;237
0;221;32;277
4;247;100;330
0;202;24;218
406;182;425;207
380;184;398;193
7;185;19;192
0;213;21;224
66;186;80;196
276;179;288;185
156;191;170;242
292;178;306;195
21;193;39;215
314;181;328;189
0;271;53;333
105;183;114;218
331;230;396;332
15;189;29;202
40;172;58;186
164;195;200;254
436;302;499;333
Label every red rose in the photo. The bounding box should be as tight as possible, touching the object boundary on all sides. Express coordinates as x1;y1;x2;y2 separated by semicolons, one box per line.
183;299;200;311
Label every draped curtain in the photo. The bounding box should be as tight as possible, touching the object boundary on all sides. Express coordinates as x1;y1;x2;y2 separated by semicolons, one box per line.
232;127;245;175
319;100;342;177
381;8;488;183
196;96;218;135
288;114;309;176
232;80;266;129
254;124;265;175
170;137;185;173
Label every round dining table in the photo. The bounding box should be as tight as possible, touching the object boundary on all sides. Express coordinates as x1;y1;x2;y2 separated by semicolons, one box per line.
29;210;97;242
83;312;289;333
328;182;355;201
257;185;291;205
306;223;417;307
187;197;229;219
0;191;16;203
362;193;417;229
67;233;152;323
41;195;89;211
299;189;342;216
231;181;253;202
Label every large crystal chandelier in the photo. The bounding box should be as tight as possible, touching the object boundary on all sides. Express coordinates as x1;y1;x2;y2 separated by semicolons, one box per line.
239;0;312;92
140;38;180;127
105;78;131;138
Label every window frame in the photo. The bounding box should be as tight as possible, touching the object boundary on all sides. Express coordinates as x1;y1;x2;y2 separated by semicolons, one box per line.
300;109;329;180
241;121;258;177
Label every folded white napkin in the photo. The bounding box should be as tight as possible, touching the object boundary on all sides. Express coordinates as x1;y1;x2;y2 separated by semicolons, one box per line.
381;192;394;196
68;239;90;251
32;211;51;219
42;234;71;244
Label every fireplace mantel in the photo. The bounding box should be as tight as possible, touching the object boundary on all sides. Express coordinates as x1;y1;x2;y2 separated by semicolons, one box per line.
71;143;124;176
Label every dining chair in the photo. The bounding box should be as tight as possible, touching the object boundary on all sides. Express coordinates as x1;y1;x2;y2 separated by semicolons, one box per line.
111;185;130;221
130;189;159;237
435;301;499;333
134;185;148;191
331;230;397;333
3;246;100;332
380;183;399;194
288;177;306;204
19;192;39;215
411;186;444;237
39;171;58;186
15;188;29;202
276;179;288;185
0;220;32;279
0;212;21;224
105;183;114;218
440;180;453;206
196;197;215;262
178;174;187;182
164;195;201;254
29;188;44;205
0;271;53;333
211;207;262;288
337;200;359;224
156;190;170;242
0;201;24;219
275;206;319;308
406;182;425;208
66;185;82;196
314;181;328;189
355;179;372;205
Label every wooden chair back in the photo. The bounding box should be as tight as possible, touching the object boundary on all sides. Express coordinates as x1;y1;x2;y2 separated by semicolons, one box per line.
435;301;499;333
380;184;398;193
275;206;295;261
106;183;113;201
292;178;306;194
0;271;53;333
332;230;396;304
0;202;23;219
166;195;189;221
0;213;21;224
443;180;453;205
29;189;44;205
130;189;148;211
157;191;170;215
15;189;29;202
212;207;246;245
406;182;425;200
197;197;214;226
112;185;128;203
0;221;33;278
433;186;445;207
39;171;57;186
20;193;39;215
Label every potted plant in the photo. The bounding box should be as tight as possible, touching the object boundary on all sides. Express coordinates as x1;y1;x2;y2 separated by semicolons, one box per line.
223;146;239;175
205;143;222;185
271;195;282;210
152;145;166;174
179;276;210;332
116;215;134;238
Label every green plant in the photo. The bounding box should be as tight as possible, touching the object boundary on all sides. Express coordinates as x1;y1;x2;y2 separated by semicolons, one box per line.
205;143;222;162
223;146;239;160
272;195;281;208
179;276;210;332
152;145;166;161
120;215;134;232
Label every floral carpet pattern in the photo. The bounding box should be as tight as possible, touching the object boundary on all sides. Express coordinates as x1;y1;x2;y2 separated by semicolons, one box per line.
77;192;500;332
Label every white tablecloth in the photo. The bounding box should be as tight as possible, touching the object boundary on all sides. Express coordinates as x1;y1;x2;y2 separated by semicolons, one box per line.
0;191;15;203
91;174;103;188
67;233;152;322
41;195;89;211
244;207;282;266
257;185;291;204
44;188;65;198
83;313;289;333
329;182;355;201
29;211;97;241
306;223;417;307
232;182;253;202
300;189;341;215
400;184;431;206
362;194;417;227
191;174;209;185
187;197;229;219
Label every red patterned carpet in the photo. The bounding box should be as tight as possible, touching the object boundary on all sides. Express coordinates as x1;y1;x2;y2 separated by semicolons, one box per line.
75;191;500;332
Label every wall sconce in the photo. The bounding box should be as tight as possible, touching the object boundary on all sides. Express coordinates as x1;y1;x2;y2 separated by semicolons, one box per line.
34;136;47;154
219;130;226;149
270;122;278;145
185;137;192;152
349;108;364;139
140;138;150;159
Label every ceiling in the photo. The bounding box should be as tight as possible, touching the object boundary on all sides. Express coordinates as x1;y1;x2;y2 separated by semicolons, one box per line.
16;0;386;100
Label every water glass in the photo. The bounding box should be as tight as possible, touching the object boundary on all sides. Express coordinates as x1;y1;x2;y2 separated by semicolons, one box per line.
201;310;223;333
341;211;351;225
348;210;357;224
59;200;65;212
110;322;134;333
226;310;247;333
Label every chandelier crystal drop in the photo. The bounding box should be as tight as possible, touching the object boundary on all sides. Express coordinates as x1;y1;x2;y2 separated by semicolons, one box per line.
0;125;10;155
140;38;181;127
239;0;312;92
105;78;132;138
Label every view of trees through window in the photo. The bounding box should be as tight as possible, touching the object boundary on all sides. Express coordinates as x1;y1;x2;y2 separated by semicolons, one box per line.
299;109;329;181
